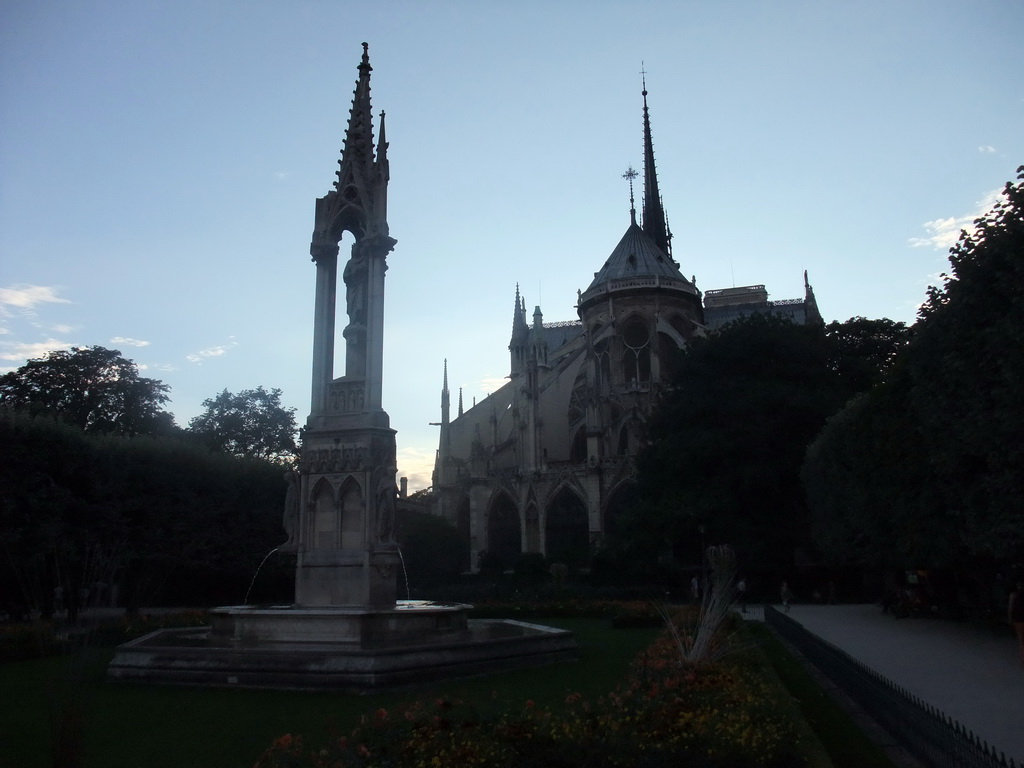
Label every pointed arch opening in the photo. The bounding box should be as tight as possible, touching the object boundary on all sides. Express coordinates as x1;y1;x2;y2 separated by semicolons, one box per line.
486;492;521;572
620;317;651;385
525;503;540;553
658;331;684;382
311;479;337;550
570;426;587;464
545;487;589;567
616;418;644;457
339;477;363;548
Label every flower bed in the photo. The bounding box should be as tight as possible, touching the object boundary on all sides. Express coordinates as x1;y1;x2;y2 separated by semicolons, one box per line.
468;597;663;626
253;607;804;768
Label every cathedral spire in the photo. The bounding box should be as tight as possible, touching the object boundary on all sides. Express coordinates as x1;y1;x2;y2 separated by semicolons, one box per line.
640;71;671;256
441;358;450;425
509;283;530;376
336;43;376;193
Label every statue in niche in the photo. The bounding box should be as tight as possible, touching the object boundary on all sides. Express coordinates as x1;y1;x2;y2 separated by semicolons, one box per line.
376;485;395;542
282;470;300;550
343;247;368;324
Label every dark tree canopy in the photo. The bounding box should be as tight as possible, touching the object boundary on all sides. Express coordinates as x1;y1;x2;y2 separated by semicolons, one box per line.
187;386;298;463
825;316;911;392
804;167;1024;567
629;315;843;575
617;312;911;582
0;345;173;437
0;410;289;619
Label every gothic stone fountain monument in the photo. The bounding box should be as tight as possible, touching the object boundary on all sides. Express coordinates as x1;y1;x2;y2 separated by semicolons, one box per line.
106;45;576;690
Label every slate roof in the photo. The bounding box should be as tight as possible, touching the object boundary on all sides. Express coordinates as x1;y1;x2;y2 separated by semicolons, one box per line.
584;222;698;295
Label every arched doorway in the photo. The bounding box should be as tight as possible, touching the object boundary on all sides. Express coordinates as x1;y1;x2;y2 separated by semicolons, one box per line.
545;487;589;567
487;493;521;572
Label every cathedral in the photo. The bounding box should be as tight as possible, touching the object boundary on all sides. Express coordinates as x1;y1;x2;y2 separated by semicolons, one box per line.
430;83;820;574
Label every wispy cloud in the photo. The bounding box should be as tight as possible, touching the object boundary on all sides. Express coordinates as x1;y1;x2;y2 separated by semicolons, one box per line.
908;189;1002;250
479;376;508;394
0;338;73;363
186;338;238;364
110;336;151;347
977;145;996;154
0;284;70;316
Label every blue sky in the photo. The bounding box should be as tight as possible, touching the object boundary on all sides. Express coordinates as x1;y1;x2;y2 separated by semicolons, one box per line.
2;0;1022;490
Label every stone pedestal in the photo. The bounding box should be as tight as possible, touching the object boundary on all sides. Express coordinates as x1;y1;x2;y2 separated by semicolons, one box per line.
294;547;399;607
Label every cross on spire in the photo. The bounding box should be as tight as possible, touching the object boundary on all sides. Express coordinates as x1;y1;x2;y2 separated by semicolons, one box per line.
622;165;639;225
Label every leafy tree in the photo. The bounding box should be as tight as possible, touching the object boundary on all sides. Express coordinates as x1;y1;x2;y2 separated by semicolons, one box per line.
825;316;911;393
804;166;1024;568
619;313;910;583
396;510;467;592
187;386;298;463
0;345;174;436
0;409;289;618
629;315;843;576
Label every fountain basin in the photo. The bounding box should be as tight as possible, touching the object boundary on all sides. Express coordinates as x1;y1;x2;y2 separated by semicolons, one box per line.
209;600;470;646
106;601;578;691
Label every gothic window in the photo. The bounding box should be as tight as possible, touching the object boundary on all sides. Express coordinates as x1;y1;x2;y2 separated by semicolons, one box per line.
594;339;612;391
567;372;586;426
668;313;691;340
621;318;650;384
525;505;540;553
570;427;587;464
659;332;684;382
617;426;629;456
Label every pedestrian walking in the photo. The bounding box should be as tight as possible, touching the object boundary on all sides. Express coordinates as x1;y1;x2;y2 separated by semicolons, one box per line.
737;577;747;613
781;581;792;613
690;575;701;603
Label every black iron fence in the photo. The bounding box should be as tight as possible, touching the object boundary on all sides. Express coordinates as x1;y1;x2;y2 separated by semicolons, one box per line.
763;605;1018;768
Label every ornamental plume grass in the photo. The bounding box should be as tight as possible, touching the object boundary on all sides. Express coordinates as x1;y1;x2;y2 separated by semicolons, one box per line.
658;544;744;665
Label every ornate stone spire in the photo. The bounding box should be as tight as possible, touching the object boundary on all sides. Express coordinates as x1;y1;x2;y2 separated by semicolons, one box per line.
640;71;671;257
509;283;530;376
441;358;450;426
311;42;392;253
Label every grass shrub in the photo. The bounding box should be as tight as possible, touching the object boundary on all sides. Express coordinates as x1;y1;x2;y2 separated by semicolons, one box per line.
747;623;896;768
255;608;805;768
0;617;658;768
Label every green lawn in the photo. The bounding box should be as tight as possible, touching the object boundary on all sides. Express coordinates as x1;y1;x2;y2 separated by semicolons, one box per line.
2;618;897;768
0;619;659;768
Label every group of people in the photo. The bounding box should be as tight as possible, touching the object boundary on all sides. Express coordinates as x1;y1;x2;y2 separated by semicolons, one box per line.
687;574;793;614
